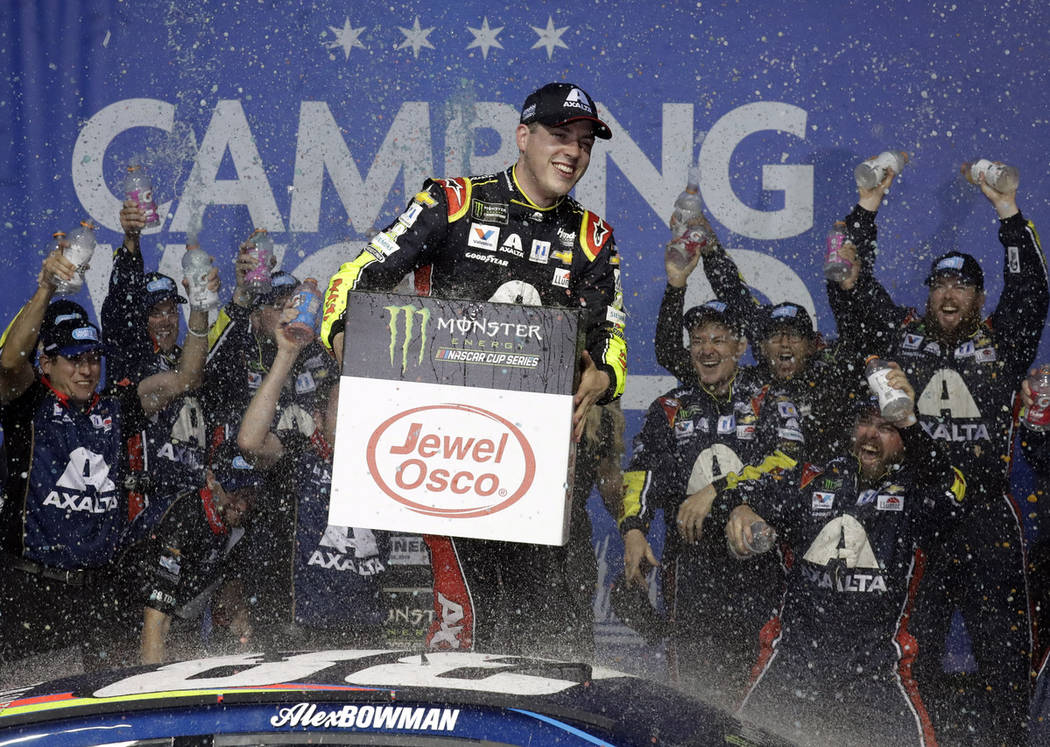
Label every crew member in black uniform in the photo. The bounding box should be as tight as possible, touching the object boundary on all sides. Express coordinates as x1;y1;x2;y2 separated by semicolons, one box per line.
321;82;627;658
717;369;965;746
102;200;208;520
0;245;216;668
656;213;856;465
113;442;261;664
205;256;335;449
620;300;802;708
236;310;389;651
829;164;1049;743
1021;379;1050;743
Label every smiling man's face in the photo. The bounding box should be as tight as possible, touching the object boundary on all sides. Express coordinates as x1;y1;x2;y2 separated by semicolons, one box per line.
514;121;595;208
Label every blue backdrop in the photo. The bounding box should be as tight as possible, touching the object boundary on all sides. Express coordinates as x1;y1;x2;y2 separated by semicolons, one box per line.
4;0;1049;658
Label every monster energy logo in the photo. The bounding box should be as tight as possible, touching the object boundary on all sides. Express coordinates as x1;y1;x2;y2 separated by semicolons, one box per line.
386;305;431;372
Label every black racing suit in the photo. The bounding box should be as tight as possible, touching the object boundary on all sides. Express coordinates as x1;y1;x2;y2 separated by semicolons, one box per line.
321;165;627;658
101;243;207;520
620;370;802;708
712;425;966;746
656;247;858;465
831;203;1049;743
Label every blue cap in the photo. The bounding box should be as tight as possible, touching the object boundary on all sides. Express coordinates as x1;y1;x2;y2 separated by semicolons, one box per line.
143;272;187;309
210;443;263;493
251;271;299;310
41;319;103;358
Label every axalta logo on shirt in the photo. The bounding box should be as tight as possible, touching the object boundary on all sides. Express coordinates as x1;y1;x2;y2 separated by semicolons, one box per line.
307;525;385;575
467;223;499;251
42;447;118;514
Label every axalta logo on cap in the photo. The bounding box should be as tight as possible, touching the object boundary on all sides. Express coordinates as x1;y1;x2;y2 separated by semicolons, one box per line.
366;404;535;519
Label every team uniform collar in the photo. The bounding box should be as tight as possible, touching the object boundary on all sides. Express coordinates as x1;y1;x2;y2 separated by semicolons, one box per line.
508;165;564;213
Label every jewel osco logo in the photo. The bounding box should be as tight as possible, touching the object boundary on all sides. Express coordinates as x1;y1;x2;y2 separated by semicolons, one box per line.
366;404;536;518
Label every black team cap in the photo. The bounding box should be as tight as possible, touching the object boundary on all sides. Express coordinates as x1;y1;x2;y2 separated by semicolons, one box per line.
520;83;612;140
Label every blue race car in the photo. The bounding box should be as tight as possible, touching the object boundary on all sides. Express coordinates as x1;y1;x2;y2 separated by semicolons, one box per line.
0;649;795;745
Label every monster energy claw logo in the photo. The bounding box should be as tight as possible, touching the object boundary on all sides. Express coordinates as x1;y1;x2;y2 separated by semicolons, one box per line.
386;305;431;372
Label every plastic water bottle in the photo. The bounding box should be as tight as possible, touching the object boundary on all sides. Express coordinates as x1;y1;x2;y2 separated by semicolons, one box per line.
124;165;160;227
243;229;273;294
823;222;853;282
854;150;909;189
962;159;1020;193
745;521;777;554
1024;365;1050;432
667;165;715;266
181;247;219;311
864;355;913;421
54;222;96;296
284;278;322;343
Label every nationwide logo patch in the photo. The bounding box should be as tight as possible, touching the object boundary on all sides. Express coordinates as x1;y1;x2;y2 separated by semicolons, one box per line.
467;223;499;252
398;203;423;228
529;240;550;264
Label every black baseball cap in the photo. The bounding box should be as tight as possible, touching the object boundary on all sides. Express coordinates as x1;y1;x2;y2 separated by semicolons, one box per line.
41;318;103;358
143;272;187;310
251;270;299;309
924;251;984;290
683;300;742;335
520;83;612;140
763;302;816;340
43;300;90;330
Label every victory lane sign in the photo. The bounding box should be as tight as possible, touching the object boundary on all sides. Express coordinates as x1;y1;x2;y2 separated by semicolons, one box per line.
330;292;582;545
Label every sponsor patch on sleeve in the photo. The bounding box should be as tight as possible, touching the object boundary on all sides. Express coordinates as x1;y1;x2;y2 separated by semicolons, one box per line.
606;306;626;329
370;232;400;257
398;202;423;228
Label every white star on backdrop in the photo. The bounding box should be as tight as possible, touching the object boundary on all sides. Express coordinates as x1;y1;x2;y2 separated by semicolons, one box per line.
325;17;366;60
466;17;504;60
397;16;436;58
530;16;569;59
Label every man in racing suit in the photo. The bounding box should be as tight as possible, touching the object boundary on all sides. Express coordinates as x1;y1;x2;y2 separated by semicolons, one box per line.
718;372;965;747
620;301;803;708
829;165;1049;743
321;82;627;658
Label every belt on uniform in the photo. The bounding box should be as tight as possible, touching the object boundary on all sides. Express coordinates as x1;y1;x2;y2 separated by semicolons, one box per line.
6;556;100;588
